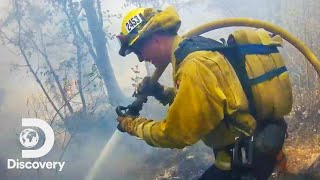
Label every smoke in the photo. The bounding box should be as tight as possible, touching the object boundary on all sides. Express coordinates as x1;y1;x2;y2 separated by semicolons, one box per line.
0;0;318;179
0;88;5;111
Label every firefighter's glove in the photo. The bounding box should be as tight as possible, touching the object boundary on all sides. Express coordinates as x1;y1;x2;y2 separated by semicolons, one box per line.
117;116;150;137
137;76;164;98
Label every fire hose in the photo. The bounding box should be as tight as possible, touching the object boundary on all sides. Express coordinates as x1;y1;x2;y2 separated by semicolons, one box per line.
116;18;320;131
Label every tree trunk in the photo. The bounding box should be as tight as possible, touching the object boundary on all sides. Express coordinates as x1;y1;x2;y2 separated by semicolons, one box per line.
76;42;87;113
63;2;87;113
81;0;124;105
34;29;74;114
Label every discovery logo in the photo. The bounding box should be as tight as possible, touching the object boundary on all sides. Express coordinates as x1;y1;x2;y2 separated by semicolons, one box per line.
7;118;65;172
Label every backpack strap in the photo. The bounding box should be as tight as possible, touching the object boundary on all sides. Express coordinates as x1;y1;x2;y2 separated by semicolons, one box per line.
174;36;256;115
174;36;228;64
235;44;287;86
174;36;287;117
250;66;287;85
237;44;279;55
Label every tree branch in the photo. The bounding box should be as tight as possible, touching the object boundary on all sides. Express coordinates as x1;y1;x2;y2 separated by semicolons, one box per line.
29;28;74;114
62;1;87;113
13;0;65;121
66;0;97;60
96;0;103;27
51;74;98;121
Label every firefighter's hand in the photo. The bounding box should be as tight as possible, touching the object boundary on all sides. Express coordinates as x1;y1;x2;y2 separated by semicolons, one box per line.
117;116;150;137
136;76;164;97
117;116;135;135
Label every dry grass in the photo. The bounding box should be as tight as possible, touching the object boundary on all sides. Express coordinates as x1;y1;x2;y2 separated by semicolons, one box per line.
284;135;320;173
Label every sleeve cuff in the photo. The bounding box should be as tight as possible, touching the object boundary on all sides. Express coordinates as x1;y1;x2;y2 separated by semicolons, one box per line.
140;121;161;147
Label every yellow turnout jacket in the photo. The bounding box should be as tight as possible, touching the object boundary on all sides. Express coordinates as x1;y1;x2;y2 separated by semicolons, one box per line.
134;35;256;170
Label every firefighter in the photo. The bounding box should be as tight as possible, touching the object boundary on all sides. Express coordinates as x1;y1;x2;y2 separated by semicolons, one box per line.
116;6;289;180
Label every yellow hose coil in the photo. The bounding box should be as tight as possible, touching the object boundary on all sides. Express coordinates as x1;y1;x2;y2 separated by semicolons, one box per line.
182;17;320;78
